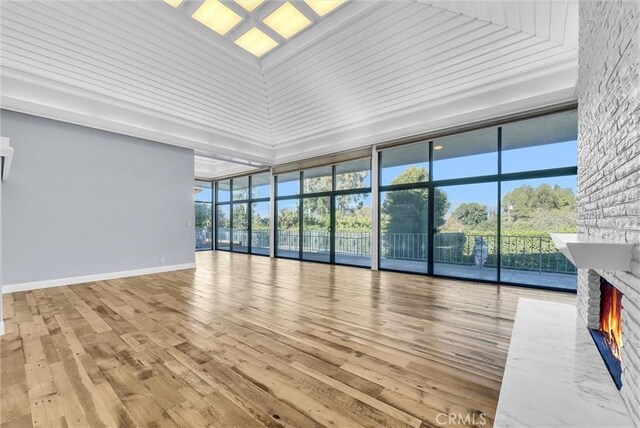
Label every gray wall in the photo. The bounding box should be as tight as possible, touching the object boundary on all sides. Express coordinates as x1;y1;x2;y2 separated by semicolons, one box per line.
577;0;640;425
0;175;3;329
1;110;195;285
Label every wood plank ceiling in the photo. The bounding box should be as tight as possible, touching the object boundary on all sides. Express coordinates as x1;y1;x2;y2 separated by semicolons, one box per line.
0;1;579;178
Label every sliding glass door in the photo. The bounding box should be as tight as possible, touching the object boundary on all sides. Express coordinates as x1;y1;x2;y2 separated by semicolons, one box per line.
377;109;578;291
210;110;577;292
275;159;372;267
215;173;270;255
433;182;498;281
379;142;429;273
194;181;213;251
276;199;299;259
302;196;331;262
335;194;371;267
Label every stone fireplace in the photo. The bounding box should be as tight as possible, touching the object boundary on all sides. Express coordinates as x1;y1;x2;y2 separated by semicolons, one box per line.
577;0;640;425
579;269;639;421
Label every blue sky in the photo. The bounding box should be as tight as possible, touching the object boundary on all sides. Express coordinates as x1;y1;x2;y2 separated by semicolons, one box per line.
382;140;577;213
199;140;577;217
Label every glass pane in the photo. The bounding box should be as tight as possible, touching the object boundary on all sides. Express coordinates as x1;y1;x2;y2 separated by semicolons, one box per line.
302;196;330;262
380;188;428;273
433;128;497;180
380;142;429;186
500;176;577;289
276;199;299;258
303;166;333;194
336;158;371;190
251;201;270;255
231;203;249;253
335;193;371;267
251;172;270;199
217;180;230;203
277;171;300;197
434;182;498;281
232;176;249;201
194;181;212;202
502;111;578;173
216;204;231;250
195;202;212;250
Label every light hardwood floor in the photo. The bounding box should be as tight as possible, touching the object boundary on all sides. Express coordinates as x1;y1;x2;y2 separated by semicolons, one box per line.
1;251;575;428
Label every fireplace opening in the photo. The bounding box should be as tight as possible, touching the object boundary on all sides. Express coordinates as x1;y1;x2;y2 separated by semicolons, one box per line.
590;278;623;390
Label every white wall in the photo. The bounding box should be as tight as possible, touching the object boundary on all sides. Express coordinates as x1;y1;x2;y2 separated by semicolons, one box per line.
1;110;195;290
577;0;640;425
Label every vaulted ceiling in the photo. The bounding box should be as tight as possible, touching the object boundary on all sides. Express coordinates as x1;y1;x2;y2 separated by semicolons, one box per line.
0;0;578;178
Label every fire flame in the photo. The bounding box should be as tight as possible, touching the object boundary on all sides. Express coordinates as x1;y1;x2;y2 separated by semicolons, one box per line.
600;282;623;360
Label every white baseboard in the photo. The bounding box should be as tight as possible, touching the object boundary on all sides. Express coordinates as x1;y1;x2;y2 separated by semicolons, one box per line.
2;262;196;294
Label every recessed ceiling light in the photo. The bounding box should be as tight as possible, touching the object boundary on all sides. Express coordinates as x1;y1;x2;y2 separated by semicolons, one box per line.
433;145;443;150
236;0;263;12
263;2;312;39
163;0;183;7
304;0;345;17
235;27;279;57
192;0;243;36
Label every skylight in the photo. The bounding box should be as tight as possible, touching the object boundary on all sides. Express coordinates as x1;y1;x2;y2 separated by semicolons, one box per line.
235;0;263;12
263;2;312;39
163;0;183;7
235;27;279;57
164;0;348;58
305;0;345;17
192;0;243;36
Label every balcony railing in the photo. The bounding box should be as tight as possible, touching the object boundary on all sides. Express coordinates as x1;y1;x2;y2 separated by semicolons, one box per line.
209;228;576;275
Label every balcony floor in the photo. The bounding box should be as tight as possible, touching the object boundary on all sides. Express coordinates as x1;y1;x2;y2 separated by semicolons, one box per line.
275;250;576;290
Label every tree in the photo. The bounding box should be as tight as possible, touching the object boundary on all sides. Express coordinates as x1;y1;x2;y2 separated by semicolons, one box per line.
232;204;249;230
502;184;576;232
302;169;370;226
215;206;229;228
502;184;575;221
195;203;212;229
452;202;489;227
278;206;299;229
381;166;449;234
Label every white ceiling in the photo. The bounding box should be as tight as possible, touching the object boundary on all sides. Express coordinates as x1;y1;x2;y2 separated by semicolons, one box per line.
0;0;578;179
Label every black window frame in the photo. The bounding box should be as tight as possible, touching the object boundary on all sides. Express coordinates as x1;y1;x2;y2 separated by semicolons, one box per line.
214;173;271;256
378;109;578;293
194;180;214;252
275;159;373;268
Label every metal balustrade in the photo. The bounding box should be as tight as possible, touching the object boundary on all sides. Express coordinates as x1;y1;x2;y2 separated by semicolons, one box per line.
209;228;576;275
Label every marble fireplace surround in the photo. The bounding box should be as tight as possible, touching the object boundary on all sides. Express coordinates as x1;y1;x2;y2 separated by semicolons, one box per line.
494;298;634;428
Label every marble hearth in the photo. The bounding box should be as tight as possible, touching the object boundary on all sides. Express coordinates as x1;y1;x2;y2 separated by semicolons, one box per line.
495;298;633;428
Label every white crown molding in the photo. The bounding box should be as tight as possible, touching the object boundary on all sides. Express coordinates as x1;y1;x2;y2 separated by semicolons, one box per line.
2;263;197;295
195;156;259;180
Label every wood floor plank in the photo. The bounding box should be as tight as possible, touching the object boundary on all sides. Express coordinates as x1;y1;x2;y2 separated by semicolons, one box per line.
1;251;574;427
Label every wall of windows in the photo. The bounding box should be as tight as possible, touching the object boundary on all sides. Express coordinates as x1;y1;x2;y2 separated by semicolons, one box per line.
378;110;578;290
194;181;213;251
214;172;270;255
275;158;372;267
203;109;577;292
